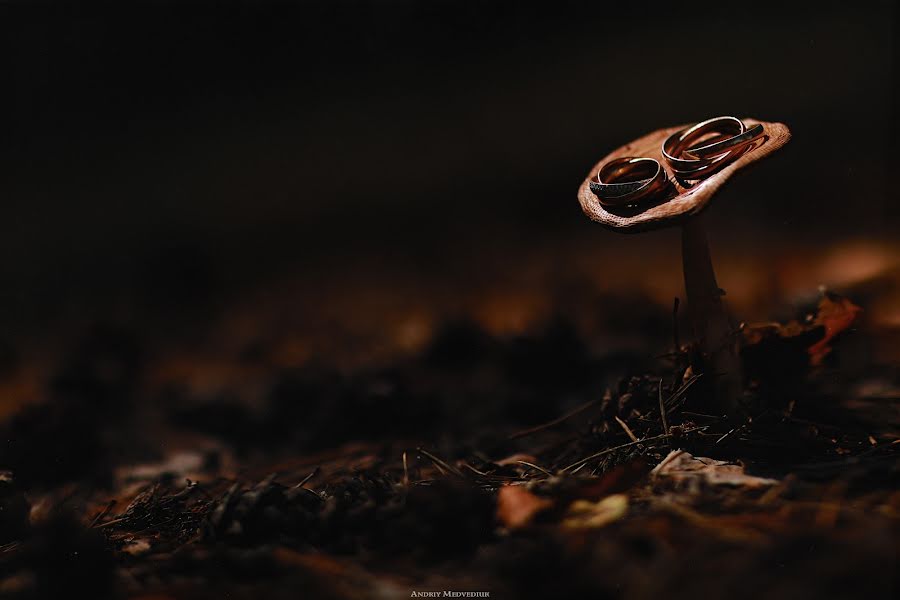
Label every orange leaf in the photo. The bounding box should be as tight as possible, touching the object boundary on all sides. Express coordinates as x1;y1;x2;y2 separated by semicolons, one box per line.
808;294;862;365
496;485;552;530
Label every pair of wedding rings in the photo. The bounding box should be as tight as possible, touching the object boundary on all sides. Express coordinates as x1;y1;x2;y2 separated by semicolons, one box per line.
590;116;765;208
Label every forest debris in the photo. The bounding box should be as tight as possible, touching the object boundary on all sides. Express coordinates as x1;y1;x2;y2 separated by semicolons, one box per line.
651;450;778;489
573;458;650;500
742;292;862;367
121;451;207;482
121;538;152;556
96;481;207;541
417;448;464;478
808;293;863;365
495;453;539;467
562;494;628;529
496;485;552;529
614;416;638;442
562;427;707;472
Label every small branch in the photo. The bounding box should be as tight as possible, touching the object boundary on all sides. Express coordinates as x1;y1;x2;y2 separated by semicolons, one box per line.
665;373;704;413
658;378;670;437
460;462;489;477
402;451;409;488
89;500;117;528
517;460;554;477
614;416;639;443
93;517;128;530
293;467;319;490
417;448;464;478
681;411;726;420
562;426;708;472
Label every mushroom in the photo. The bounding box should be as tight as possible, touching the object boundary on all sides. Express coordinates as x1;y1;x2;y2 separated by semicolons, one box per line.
577;117;791;416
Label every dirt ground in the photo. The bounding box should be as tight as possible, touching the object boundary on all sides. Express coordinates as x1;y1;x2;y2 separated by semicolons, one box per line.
0;238;898;600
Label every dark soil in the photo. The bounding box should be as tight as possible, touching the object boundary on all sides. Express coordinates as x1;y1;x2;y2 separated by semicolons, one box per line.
0;289;896;600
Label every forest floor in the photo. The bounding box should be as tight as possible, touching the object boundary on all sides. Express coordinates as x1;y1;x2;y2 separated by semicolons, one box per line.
1;248;898;599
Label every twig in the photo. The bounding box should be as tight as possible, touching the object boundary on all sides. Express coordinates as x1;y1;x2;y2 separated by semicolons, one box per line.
681;411;725;420
294;467;319;490
459;463;518;481
0;541;22;554
568;462;589;475
716;412;763;445
665;373;704;412
614;416;639;443
715;427;738;445
417;448;464;478
658;378;670;437
516;460;553;477
89;500;116;528
94;517;128;530
508;398;599;440
298;487;324;501
461;462;489;477
562;426;708;472
402;451;409;488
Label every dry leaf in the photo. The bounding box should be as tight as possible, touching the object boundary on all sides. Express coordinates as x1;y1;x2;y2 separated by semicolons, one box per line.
808;293;862;365
742;292;862;368
496;485;552;529
573;457;649;500
651;450;778;489
742;319;812;346
122;538;152;556
562;494;628;529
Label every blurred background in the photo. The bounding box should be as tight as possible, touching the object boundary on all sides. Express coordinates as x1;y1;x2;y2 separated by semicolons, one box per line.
0;1;897;420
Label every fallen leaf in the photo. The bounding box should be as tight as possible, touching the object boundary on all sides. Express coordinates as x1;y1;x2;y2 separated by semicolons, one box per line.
562;494;628;529
651;450;778;489
574;457;649;500
808;293;863;365
496;485;552;529
122;538;152;556
742;292;862;369
120;451;207;482
741;319;813;346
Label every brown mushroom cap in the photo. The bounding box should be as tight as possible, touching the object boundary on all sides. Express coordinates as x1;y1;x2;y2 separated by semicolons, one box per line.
577;118;791;233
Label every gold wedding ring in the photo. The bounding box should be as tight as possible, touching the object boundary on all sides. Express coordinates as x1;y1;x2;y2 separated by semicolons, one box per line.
589;157;670;207
662;116;765;180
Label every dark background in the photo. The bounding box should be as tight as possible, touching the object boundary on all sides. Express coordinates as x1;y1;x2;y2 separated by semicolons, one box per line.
0;0;896;345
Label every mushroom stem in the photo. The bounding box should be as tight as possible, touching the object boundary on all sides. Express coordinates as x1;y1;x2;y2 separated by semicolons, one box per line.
680;215;741;416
